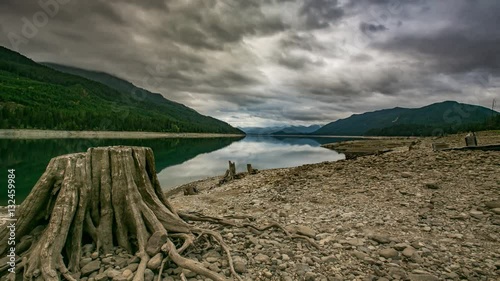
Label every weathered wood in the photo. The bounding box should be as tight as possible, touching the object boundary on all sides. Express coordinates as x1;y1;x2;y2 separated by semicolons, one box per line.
465;132;478;147
432;142;449;151
246;164;258;175
0;147;201;281
219;161;237;185
184;185;199;196
229;161;236;179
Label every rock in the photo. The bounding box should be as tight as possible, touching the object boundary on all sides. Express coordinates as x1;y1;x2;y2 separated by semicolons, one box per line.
424;183;440;190
321;255;336;263
491;208;500;215
81;260;101;276
254;253;270;263
393;243;408;251
409;273;439;281
402;246;416;257
82;244;95;254
371;234;391;244
91;252;99;259
122;269;133;278
285;225;317;238
485;200;500;209
106;269;121;279
147;253;163;270
144;269;154;281
379;248;399;259
345;238;364;246
304;272;316;281
95;272;108;281
352;251;368;260
146;231;168;256
80;258;93;268
234;260;247;273
124;263;139;272
182;269;197;278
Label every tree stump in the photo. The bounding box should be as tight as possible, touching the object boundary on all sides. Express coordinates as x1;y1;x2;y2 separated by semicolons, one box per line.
183;185;199;196
0;147;240;281
246;164;258;175
218;161;236;185
465;132;478;147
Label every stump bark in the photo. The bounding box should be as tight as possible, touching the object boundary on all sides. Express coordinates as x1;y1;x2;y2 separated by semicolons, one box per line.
0;147;237;281
246;164;258;175
218;161;236;185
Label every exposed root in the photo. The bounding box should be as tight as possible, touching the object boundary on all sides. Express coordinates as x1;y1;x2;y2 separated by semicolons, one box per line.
0;146;321;281
157;258;168;281
57;255;77;281
163;239;228;281
181;212;322;250
194;229;244;281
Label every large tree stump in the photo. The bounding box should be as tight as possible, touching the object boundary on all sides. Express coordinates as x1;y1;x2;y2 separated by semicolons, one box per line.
0;147;239;281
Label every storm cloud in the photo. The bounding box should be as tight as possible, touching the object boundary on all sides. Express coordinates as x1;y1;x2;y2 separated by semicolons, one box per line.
0;0;498;127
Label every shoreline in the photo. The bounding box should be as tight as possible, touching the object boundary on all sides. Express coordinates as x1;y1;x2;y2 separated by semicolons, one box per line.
0;129;245;139
1;132;499;279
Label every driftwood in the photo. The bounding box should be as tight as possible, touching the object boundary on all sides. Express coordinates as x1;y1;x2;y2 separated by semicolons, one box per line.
0;147;243;281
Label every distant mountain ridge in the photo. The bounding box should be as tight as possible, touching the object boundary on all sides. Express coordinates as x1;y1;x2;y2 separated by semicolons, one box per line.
241;124;322;135
0;46;242;134
313;101;497;136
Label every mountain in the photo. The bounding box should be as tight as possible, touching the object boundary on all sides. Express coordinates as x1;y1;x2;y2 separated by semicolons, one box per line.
241;125;322;135
0;46;243;134
239;126;286;135
313;101;497;136
271;125;322;135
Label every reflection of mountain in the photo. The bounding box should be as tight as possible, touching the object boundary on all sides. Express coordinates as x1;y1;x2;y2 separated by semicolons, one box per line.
0;137;242;204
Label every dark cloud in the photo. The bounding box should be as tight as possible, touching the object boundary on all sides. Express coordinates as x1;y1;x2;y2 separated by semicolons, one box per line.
359;22;387;35
299;0;344;29
0;0;499;127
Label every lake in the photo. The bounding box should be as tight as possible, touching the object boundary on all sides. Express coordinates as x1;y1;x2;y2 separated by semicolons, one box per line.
0;136;351;205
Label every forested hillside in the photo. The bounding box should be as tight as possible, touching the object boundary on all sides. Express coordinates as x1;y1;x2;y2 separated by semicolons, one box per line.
0;46;243;134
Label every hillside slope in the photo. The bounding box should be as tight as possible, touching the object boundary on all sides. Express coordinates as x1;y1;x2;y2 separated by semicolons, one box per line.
313;101;496;136
0;46;242;134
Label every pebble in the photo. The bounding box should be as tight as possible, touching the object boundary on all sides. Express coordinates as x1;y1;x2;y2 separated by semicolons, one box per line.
379;248;399;259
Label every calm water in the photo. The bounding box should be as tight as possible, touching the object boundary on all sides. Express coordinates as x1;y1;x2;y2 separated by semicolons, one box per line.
0;136;349;205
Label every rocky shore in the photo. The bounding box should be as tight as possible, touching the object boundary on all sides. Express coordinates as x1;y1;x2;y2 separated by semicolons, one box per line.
1;132;499;281
167;132;500;280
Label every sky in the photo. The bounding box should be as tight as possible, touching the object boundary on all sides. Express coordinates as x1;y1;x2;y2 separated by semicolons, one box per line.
1;0;499;127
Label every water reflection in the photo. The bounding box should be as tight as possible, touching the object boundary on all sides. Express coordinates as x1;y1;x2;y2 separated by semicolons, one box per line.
158;136;345;188
0;137;242;204
0;135;349;204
